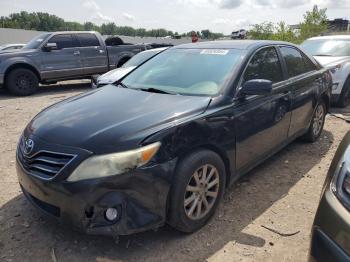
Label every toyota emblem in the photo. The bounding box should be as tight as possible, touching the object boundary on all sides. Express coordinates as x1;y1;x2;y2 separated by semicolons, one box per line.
24;139;34;155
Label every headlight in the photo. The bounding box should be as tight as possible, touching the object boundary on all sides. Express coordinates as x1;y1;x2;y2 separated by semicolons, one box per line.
67;142;161;182
329;64;342;74
332;160;350;209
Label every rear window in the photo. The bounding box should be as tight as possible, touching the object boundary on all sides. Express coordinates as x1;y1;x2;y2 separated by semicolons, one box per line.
76;33;100;47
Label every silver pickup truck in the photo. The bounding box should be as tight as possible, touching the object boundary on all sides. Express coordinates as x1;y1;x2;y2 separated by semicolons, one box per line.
0;31;147;96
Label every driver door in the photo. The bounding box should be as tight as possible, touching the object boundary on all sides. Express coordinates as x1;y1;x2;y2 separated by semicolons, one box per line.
40;34;83;80
234;46;292;172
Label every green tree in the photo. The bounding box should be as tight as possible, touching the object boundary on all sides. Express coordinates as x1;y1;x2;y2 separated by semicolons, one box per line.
249;22;275;40
273;22;297;42
83;22;94;31
299;5;327;41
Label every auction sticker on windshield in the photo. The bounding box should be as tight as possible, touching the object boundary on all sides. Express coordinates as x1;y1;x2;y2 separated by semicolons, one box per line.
200;49;229;55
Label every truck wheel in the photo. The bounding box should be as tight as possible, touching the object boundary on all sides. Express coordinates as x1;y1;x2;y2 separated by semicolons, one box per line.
6;68;39;96
117;57;130;68
168;150;226;233
337;77;350;108
302;101;326;142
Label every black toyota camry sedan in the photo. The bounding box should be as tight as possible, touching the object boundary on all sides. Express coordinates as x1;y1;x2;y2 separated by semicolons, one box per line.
17;40;332;236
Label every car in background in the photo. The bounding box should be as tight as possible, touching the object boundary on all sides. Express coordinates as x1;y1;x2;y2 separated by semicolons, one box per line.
0;31;148;96
0;43;25;52
301;35;350;107
231;29;247;39
92;47;168;88
17;40;331;236
309;131;350;262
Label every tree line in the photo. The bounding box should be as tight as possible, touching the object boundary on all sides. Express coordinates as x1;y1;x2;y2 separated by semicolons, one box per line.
0;11;223;39
248;5;328;44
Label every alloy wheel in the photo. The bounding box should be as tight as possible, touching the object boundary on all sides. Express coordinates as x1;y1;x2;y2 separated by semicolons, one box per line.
15;73;34;91
312;104;325;137
184;164;220;220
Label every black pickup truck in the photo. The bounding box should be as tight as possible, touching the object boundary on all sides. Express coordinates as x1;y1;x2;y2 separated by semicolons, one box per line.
0;31;148;95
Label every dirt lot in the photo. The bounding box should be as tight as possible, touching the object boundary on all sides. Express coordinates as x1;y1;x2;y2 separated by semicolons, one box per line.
0;82;349;262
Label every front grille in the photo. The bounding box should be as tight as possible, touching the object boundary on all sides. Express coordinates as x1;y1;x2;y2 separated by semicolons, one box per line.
18;139;76;180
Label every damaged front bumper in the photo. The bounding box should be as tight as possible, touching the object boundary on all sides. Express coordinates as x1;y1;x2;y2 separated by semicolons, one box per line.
17;157;177;236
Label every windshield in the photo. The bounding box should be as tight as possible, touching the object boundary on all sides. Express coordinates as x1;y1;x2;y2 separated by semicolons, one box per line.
122;48;244;96
122;50;161;68
301;39;350;57
23;33;51;50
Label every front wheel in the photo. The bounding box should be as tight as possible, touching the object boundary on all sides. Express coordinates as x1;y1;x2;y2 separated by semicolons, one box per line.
302;101;326;142
6;68;39;96
337;77;350;108
168;150;226;233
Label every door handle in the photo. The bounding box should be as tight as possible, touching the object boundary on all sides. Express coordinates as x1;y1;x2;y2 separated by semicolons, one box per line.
73;50;80;56
98;50;105;54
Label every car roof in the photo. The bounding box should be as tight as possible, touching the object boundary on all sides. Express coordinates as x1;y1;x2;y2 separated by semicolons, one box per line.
174;40;297;50
307;35;350;40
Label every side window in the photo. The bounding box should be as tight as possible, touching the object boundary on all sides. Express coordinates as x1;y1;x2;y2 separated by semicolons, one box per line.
303;55;317;72
48;34;78;49
243;47;283;84
280;46;312;77
76;33;100;47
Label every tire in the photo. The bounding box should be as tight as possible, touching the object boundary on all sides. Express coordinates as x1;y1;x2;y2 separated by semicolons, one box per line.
117;57;130;68
337;77;350;108
168;150;226;233
302;101;326;142
6;68;39;96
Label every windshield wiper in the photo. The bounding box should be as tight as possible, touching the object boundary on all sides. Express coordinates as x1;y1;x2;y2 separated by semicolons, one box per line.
118;82;130;89
314;54;333;57
140;88;177;95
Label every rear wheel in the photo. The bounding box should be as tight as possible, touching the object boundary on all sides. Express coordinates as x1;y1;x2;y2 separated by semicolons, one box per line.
6;68;39;96
302;101;326;142
337;77;350;108
168;150;226;233
117;57;130;68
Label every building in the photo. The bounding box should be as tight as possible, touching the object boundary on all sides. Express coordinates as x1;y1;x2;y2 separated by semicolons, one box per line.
328;18;349;32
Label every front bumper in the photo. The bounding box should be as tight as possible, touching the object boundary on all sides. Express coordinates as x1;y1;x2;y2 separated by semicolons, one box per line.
309;228;350;262
310;189;350;261
17;155;176;236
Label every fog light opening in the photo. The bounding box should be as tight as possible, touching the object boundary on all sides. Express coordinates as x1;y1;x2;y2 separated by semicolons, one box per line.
105;207;119;222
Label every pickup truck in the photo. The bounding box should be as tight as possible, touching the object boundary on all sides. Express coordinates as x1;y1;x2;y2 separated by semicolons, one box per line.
0;31;148;96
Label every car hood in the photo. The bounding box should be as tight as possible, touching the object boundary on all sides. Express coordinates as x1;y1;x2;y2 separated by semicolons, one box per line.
314;56;350;67
98;67;135;84
26;85;211;153
0;48;37;58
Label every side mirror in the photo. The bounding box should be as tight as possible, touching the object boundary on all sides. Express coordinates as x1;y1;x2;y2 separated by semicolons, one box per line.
43;42;58;52
240;79;273;96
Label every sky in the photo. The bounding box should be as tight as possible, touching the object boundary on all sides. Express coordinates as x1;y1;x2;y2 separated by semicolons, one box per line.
0;0;349;34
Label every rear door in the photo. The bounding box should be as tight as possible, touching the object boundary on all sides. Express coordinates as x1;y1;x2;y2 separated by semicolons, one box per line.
278;46;322;137
235;46;292;171
76;33;108;75
40;34;82;79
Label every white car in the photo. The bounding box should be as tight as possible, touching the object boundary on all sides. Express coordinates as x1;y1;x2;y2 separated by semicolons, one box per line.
301;35;350;107
0;43;25;51
92;47;168;88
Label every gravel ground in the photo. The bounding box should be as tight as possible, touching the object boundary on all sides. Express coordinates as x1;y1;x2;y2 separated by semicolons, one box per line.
0;82;349;262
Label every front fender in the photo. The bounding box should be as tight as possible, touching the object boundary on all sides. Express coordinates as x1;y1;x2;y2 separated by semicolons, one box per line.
143;106;236;185
0;56;41;77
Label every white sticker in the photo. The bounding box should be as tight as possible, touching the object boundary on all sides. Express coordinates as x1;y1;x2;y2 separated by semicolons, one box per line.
200;49;229;55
